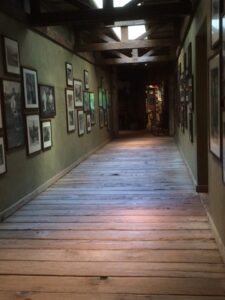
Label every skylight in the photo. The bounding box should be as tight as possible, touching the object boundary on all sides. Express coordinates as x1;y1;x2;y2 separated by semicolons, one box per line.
92;0;133;8
128;25;146;40
113;27;122;40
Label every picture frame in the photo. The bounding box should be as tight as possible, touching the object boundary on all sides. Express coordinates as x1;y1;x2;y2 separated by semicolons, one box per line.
22;67;39;109
39;84;56;118
223;111;225;183
25;114;41;155
65;89;76;133
77;110;85;136
2;79;25;150
74;79;83;108
83;91;90;112
41;120;52;150
209;53;221;159
84;70;89;90
65;62;73;87
211;0;220;48
98;87;103;107
189;111;194;143
86;113;91;133
3;36;20;75
102;89;107;111
90;92;95;111
187;75;194;111
0;136;6;175
99;108;104;128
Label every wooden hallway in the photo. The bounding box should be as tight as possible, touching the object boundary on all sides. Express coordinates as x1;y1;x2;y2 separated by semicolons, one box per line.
0;133;225;299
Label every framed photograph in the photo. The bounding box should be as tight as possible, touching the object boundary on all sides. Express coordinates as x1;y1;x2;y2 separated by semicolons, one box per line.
86;113;91;133
77;110;85;136
90;92;95;111
22;67;39;109
65;89;75;132
74;79;83;108
2;79;24;150
41;120;52;150
0;137;6;175
3;36;20;75
84;70;89;90
211;0;220;48
223;111;225;183
98;87;103;107
187;76;194;111
26;114;41;155
83;91;90;112
65;62;73;87
209;53;221;159
39;84;56;118
99;108;104;128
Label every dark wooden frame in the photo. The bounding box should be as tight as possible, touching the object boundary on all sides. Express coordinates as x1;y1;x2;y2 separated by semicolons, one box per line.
74;79;83;108
41;120;52;150
0;136;7;176
22;67;39;110
65;88;76;133
211;0;221;48
39;84;56;119
83;91;90;112
3;35;20;76
25;114;42;156
84;69;89;90
77;110;85;136
65;62;73;87
86;113;91;133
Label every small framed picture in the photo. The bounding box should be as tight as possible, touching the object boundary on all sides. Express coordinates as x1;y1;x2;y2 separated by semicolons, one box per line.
84;70;89;90
211;0;220;48
86;113;91;133
2;79;25;150
90;92;95;111
65;89;75;132
83;91;90;112
77;110;85;136
223;111;225;183
41;120;52;150
98;87;103;107
3;36;20;75
65;62;73;87
22;67;39;109
39;84;56;118
74;79;83;108
99;108;104;128
26;114;41;155
0;137;6;175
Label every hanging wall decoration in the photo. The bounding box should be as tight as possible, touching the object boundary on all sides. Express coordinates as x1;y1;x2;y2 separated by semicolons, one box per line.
89;92;95;125
65;62;73;87
83;91;90;112
3;36;20;75
74;79;83;108
39;84;56;118
41;120;52;150
65;89;75;133
25;114;41;155
98;87;103;107
0;136;6;175
211;0;220;48
84;70;89;90
22;67;39;109
77;110;85;136
86;113;91;133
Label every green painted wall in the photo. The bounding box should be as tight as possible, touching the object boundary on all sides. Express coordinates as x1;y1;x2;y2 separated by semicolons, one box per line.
0;13;112;212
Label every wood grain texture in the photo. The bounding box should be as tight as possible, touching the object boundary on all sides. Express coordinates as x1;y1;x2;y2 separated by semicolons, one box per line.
0;133;224;299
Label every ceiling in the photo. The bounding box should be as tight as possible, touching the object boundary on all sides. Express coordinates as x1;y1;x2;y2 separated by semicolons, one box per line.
29;0;199;65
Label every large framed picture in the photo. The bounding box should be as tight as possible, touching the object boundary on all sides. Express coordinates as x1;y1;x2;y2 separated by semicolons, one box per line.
84;70;89;90
86;113;91;133
222;112;225;183
77;110;85;136
39;84;56;118
74;79;83;108
22;67;39;109
65;89;76;133
41;120;52;150
0;137;6;175
83;91;90;112
65;62;73;87
3;36;20;75
26;114;41;155
2;79;24;150
209;53;221;159
211;0;220;48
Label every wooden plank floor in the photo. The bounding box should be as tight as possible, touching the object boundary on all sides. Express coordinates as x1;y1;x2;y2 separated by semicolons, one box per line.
0;132;225;300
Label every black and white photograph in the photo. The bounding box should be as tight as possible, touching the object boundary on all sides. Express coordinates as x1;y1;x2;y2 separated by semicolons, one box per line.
2;79;24;150
209;53;221;159
86;113;91;133
65;89;76;132
66;62;73;87
39;84;56;118
0;137;6;175
90;92;95;125
78;110;85;136
3;36;20;75
22;67;39;109
211;0;220;48
74;79;83;107
83;91;90;112
41;120;52;150
99;108;104;128
84;70;89;90
26;114;41;155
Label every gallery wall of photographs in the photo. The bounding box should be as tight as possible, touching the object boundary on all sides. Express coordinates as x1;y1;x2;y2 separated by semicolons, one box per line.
0;36;112;177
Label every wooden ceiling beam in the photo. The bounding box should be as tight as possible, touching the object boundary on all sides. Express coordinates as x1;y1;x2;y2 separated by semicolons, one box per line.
98;55;173;65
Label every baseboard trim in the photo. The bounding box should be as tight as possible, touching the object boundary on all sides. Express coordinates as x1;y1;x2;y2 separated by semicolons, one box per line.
0;138;111;222
196;185;208;193
200;194;225;263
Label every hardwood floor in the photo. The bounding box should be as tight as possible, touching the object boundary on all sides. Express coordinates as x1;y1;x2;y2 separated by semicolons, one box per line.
0;133;225;299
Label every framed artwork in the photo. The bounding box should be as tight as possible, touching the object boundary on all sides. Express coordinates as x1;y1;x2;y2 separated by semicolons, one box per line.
39;84;56;118
65;62;73;87
65;89;75;132
209;53;221;159
2;79;24;150
41;120;52;150
211;0;220;48
189;111;194;143
22;67;39;109
86;113;91;133
74;79;83;107
102;89;107;111
84;70;89;90
0;137;6;175
98;87;103;107
187;76;194;111
90;92;95;111
3;36;20;75
26;114;41;155
77;110;85;136
223;111;225;183
83;91;90;112
99;108;104;128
